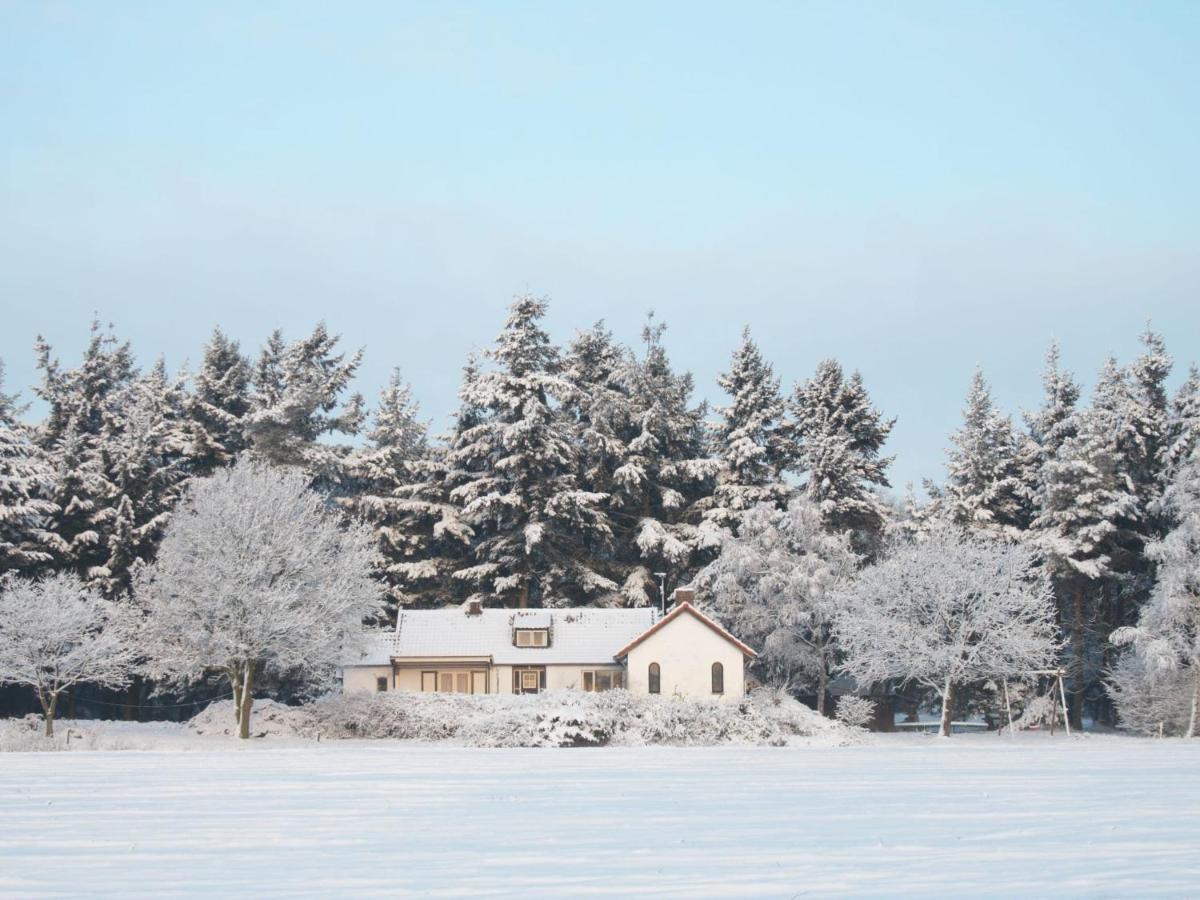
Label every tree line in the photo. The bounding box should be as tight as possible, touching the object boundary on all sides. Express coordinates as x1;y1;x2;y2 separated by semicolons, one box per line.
1;296;1197;733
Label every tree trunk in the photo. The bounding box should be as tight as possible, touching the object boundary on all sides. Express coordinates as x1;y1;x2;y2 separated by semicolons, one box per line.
39;691;58;738
939;679;955;738
1069;583;1086;731
238;662;255;740
231;668;243;727
816;670;829;717
518;581;529;610
1188;668;1200;740
123;676;143;722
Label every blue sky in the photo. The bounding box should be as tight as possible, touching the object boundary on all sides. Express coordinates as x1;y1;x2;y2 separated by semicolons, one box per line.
2;2;1198;492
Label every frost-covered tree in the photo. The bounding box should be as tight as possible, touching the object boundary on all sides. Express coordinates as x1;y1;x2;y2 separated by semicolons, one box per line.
938;369;1028;539
0;572;137;736
245;324;365;479
709;327;792;530
133;460;379;738
1109;454;1200;736
694;498;858;714
188;328;252;475
787;359;894;555
835;527;1058;737
448;296;615;608
0;362;59;574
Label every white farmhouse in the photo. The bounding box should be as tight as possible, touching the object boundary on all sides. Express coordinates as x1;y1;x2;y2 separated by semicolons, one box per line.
342;590;757;700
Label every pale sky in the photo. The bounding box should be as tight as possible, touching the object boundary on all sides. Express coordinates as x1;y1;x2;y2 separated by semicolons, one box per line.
2;2;1197;492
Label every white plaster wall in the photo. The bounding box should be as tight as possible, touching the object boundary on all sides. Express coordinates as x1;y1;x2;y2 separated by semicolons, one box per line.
625;612;746;700
342;666;392;694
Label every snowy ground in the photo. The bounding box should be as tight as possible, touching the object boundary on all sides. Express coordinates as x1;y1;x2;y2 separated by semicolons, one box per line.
1;726;1198;898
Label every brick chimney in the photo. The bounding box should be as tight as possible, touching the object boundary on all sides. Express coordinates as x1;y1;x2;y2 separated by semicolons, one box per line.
463;598;484;616
672;587;696;608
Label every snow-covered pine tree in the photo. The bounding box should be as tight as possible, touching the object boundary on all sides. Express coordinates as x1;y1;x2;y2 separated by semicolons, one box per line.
244;323;365;481
34;319;136;448
708;327;792;530
1125;328;1173;540
34;322;136;580
694;498;858;714
1016;341;1080;518
787;359;894;555
1166;365;1200;478
938;369;1029;539
95;361;194;597
562;322;632;506
187;327;252;475
0;361;59;574
448;296;615;608
1032;357;1142;728
609;314;720;606
341;369;456;616
1109;450;1200;736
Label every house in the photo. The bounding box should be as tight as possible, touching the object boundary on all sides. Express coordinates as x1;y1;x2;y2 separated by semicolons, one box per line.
342;589;758;700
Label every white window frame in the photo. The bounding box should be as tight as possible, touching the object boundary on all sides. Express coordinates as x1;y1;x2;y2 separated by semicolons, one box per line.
515;629;549;647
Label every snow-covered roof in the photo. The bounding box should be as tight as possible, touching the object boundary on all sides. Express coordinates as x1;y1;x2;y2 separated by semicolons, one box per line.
347;607;660;667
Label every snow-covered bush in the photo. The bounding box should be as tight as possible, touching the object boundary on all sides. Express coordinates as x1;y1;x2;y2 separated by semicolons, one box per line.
188;699;317;738
305;688;862;748
834;696;876;730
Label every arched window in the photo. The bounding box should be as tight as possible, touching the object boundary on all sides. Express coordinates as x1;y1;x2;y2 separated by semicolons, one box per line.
648;663;661;695
711;662;724;694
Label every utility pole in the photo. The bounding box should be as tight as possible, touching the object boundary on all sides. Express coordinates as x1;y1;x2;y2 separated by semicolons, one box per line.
654;572;667;615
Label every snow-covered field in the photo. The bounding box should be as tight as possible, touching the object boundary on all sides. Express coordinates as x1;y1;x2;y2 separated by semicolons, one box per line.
1;728;1198;898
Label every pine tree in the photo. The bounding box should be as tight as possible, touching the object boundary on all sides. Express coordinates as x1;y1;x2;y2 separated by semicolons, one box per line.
1016;341;1080;518
1110;452;1200;736
188;327;252;475
1166;365;1200;482
244;323;365;479
0;361;59;573
34;322;136;581
788;359;894;554
342;370;452;616
939;368;1028;539
448;296;615;608
1126;327;1173;533
709;327;791;529
609;314;720;605
95;362;194;597
1033;358;1141;727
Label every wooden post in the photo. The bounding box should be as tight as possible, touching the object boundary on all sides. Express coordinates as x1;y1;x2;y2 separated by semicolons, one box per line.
1049;676;1058;737
1058;670;1072;737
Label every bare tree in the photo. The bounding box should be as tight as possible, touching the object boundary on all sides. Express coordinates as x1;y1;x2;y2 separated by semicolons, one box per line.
835;527;1059;737
133;459;380;738
0;572;137;736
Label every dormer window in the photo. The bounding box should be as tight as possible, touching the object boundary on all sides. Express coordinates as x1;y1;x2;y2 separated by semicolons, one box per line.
514;628;549;648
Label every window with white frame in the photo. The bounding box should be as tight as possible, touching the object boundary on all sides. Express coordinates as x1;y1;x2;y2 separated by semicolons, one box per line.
514;629;549;647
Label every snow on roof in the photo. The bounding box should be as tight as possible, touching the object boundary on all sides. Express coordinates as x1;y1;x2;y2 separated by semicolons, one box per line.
347;607;660;666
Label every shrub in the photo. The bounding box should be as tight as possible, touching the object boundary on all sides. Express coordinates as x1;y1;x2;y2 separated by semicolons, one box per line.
834;696;876;730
